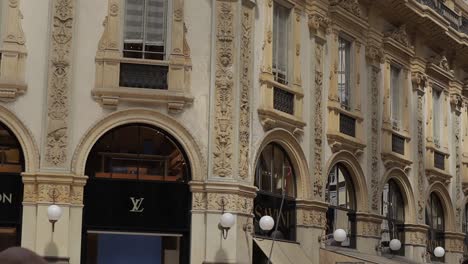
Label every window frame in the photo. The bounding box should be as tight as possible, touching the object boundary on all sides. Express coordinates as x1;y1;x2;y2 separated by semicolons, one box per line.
337;35;353;110
121;0;173;61
390;64;402;128
325;163;357;248
272;0;291;85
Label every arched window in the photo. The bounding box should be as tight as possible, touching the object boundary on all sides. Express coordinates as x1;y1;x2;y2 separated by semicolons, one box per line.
85;124;189;182
325;163;356;248
254;143;296;241
426;193;445;262
381;179;405;255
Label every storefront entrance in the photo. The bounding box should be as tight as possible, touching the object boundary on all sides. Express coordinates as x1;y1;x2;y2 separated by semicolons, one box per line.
81;124;191;264
0;123;24;251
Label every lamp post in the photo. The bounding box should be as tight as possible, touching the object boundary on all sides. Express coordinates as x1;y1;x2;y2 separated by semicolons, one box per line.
47;188;63;232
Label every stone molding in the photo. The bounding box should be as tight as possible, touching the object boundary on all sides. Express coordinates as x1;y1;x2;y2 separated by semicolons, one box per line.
92;0;193;111
404;224;428;246
43;0;75;168
71;108;206;182
0;0;28;101
190;181;256;216
329;0;361;18
355;212;383;239
444;231;465;253
22;172;87;205
296;200;328;228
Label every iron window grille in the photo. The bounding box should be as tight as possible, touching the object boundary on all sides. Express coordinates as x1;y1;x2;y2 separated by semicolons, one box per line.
339;113;356;137
119;63;168;89
273;87;294;115
434;152;445;170
392;134;405;155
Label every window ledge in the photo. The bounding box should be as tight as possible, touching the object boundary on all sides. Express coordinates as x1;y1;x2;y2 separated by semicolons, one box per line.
381;152;412;172
0;81;27;102
382;124;411;140
328;104;364;122
258;108;306;137
326;132;366;156
92;87;194;113
261;77;304;97
426;144;450;157
426;167;451;185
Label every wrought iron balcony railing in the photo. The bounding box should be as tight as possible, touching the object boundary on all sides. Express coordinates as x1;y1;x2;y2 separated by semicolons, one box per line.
417;0;468;34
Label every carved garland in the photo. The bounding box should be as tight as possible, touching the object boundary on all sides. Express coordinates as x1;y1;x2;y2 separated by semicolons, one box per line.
213;2;234;177
45;0;74;166
370;67;380;211
238;8;252;179
313;43;324;199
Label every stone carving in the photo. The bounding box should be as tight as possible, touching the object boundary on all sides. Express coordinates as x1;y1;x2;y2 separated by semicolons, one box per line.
446;238;464;253
384;24;410;48
408;231;426;245
45;0;74;166
365;45;384;65
330;0;361;17
37;184;70;203
417;90;425;222
192;192;207;210
213;2;234;177
301;210;326;228
174;8;183;22
359;221;380;237
370;67;380;211
454;113;461;228
238;9;252;180
70;185;83;204
205;193;253;214
5;0;26;45
23;184;36;202
313;43;324;199
430;55;454;74
308;14;330;31
451;93;463;113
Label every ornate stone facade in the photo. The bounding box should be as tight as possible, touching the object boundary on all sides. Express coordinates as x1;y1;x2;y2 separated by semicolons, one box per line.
44;0;75;167
313;41;324;199
213;2;235;178
238;6;252;180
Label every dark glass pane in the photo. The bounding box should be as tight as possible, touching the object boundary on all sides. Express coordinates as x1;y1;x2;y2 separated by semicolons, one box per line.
392;134;405;155
119;63;168;89
339;113;356;137
0;124;23;173
434;152;445;170
273;87;294;115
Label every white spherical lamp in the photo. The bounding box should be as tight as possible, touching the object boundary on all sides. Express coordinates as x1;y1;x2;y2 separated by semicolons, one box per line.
333;229;347;243
47;204;62;222
259;215;275;231
434;246;445;258
220;213;235;228
389;239;402;251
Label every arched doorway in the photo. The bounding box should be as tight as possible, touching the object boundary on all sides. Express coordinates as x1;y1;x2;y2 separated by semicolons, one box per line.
426;192;445;262
252;143;297;262
325;163;356;248
81;124;191;264
381;179;405;255
0;122;24;251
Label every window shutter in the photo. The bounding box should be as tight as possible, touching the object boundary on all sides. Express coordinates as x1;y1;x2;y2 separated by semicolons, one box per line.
124;0;145;43
145;0;166;47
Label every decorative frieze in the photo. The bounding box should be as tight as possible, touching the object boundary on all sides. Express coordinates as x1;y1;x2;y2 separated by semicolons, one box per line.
44;0;75;167
213;2;235;178
296;200;328;229
369;66;380;211
355;213;382;238
445;232;465;253
192;192;254;216
416;80;426;223
238;6;252;180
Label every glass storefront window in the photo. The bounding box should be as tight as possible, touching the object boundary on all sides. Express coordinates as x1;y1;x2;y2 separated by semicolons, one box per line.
254;143;296;241
0;124;23;174
381;180;405;255
426;193;445;262
85;124;188;182
325;163;356;248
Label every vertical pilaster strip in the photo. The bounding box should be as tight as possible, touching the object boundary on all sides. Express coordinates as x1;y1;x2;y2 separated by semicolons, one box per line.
365;44;383;212
213;1;235;177
454;112;461;229
313;39;324;199
238;3;252;180
44;0;75;168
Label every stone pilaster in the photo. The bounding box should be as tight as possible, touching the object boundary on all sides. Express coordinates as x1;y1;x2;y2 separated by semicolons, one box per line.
355;212;383;255
296;200;327;264
403;224;428;263
43;0;75;169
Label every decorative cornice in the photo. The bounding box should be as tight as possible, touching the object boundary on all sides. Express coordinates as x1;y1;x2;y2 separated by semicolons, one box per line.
330;0;361;18
308;13;330;32
384;24;412;48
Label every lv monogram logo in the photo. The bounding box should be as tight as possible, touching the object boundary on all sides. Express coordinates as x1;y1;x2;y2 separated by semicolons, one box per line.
129;197;144;213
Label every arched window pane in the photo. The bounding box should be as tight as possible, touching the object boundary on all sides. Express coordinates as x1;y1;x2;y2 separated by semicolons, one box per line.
426;193;445;262
0;124;23;173
254;143;296;197
86;124;189;182
325;163;356;248
380;180;405;256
